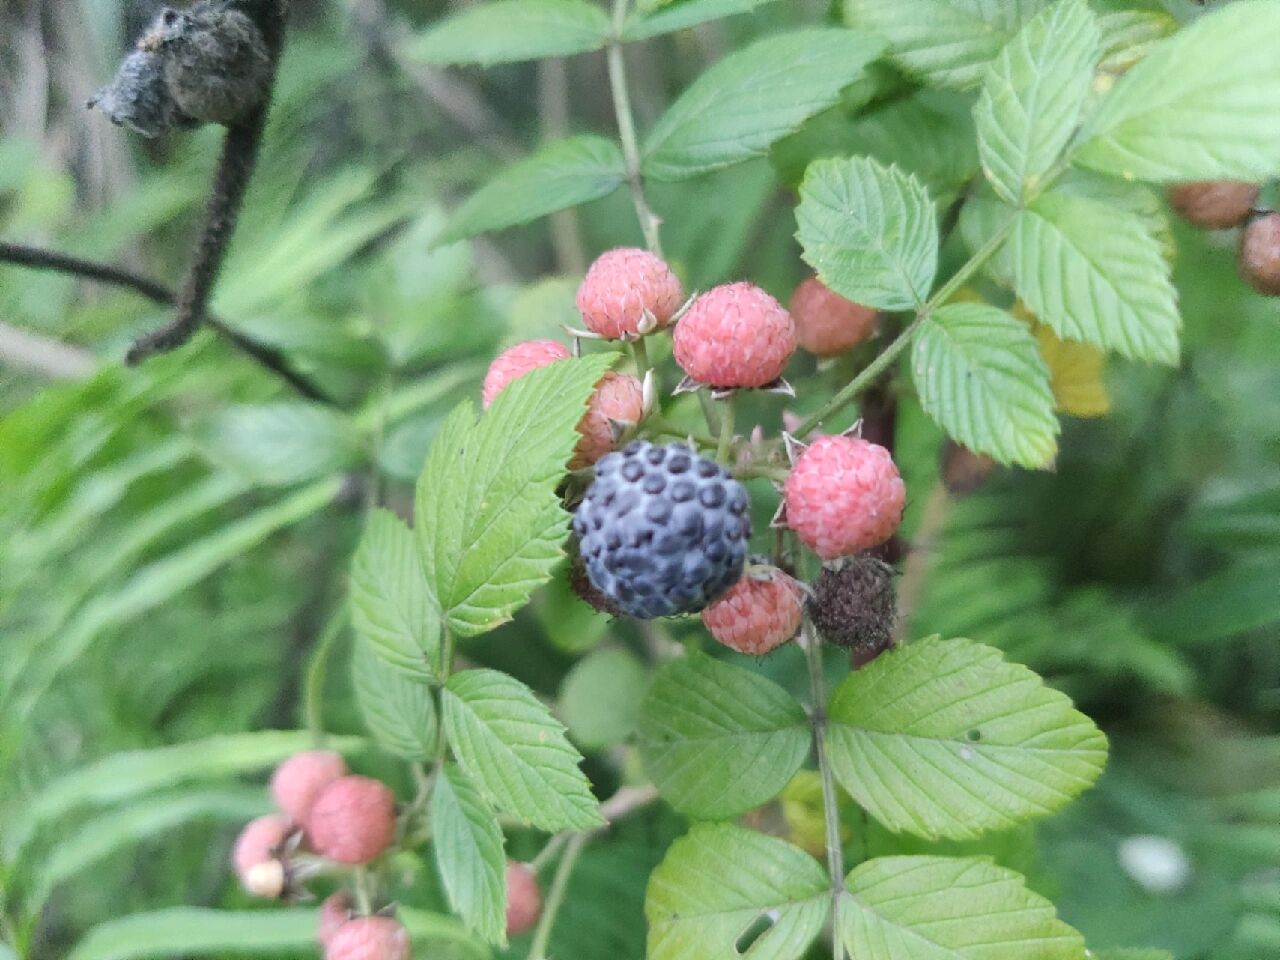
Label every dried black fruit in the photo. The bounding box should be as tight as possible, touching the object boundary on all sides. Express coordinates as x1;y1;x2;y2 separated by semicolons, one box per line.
808;555;897;657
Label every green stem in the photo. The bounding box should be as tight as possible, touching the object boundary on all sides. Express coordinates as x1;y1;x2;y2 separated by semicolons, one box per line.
607;0;662;256
715;394;736;464
630;335;649;378
353;866;373;915
793;214;1018;439
802;622;846;960
303;604;349;743
527;832;587;960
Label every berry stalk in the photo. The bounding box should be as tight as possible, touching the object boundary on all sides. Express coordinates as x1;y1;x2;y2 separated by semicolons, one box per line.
607;0;663;256
802;621;846;960
526;831;587;960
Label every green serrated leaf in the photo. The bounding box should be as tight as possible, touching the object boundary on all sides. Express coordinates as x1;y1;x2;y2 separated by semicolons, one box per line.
1097;11;1177;75
1074;0;1280;182
974;0;1099;204
440;137;625;243
415;354;614;636
844;0;1053;89
432;764;507;946
352;636;437;760
350;509;441;681
646;822;830;960
840;856;1087;960
1008;191;1180;364
560;648;648;750
912;303;1059;468
622;0;781;41
637;653;810;820
796;156;938;311
412;0;610;65
825;636;1107;840
1052;167;1175;262
194;403;357;487
442;669;602;831
642;29;886;181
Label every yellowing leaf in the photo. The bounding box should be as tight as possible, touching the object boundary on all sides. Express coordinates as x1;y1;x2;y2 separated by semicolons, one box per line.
1013;302;1110;418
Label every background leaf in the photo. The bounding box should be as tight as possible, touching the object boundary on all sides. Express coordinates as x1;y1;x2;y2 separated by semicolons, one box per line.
413;0;610;65
637;653;810;820
911;302;1059;467
559;648;648;751
194;403;357;487
840;856;1087;960
796;156;938;311
641;29;886;181
646;823;830;960
622;0;781;41
825;636;1108;840
442;669;602;831
432;764;507;946
352;636;437;760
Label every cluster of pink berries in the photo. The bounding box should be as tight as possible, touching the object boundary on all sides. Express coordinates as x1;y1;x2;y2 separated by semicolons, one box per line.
1168;180;1280;295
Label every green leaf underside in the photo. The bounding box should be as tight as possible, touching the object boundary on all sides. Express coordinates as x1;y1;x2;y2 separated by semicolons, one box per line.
440;136;625;243
974;0;1099;204
1074;0;1280;182
413;0;610;65
350;508;442;680
442;669;602;830
1008;191;1180;364
825;636;1107;840
432;764;508;946
796;156;938;311
637;653;810;820
415;354;614;636
844;0;1053;89
912;303;1058;468
840;856;1087;960
352;636;438;760
646;823;830;960
622;0;781;41
642;28;886;181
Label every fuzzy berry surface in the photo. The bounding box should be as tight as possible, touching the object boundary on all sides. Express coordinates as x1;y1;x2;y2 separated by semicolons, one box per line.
481;340;571;409
808;556;897;657
1239;212;1280;295
232;814;290;894
576;247;684;340
1168;180;1259;230
271;750;347;826
673;282;796;388
701;567;804;655
788;278;877;357
505;862;543;937
324;916;411;960
784;435;905;560
318;892;353;945
572;371;645;468
306;775;396;865
573;441;750;618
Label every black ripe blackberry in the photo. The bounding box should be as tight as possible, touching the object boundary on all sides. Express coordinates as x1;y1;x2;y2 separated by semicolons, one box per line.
572;442;750;619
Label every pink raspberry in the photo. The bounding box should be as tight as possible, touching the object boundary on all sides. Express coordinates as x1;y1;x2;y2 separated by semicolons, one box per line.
576;248;684;340
318;891;353;945
701;568;804;655
673;282;796;388
788;278;878;357
784;436;905;560
571;371;645;468
232;814;290;897
481;340;571;409
505;861;543;937
324;916;411;960
271;750;347;826
307;776;397;865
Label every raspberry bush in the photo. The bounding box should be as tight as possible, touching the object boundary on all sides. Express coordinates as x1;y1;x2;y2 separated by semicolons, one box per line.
3;2;1280;960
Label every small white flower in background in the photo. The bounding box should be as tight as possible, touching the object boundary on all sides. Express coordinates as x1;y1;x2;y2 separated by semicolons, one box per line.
1118;834;1192;893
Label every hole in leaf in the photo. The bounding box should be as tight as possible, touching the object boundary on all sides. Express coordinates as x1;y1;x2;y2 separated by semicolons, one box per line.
735;911;776;955
966;729;982;742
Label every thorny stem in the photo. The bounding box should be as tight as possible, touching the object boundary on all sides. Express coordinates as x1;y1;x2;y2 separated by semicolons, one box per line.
715;393;736;464
802;622;846;960
527;832;587;960
607;0;663;256
793;214;1018;439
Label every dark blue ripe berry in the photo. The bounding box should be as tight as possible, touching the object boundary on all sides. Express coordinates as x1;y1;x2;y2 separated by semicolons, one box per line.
573;441;751;618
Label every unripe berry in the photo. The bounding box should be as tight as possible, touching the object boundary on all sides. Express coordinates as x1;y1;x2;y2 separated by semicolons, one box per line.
1238;212;1280;295
571;371;645;468
232;814;290;897
307;776;397;865
673;282;796;388
1168;180;1258;230
318;891;353;945
505;862;543;937
271;750;347;826
701;567;804;655
324;916;411;960
783;436;905;560
788;278;877;357
482;340;572;409
576;248;684;339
